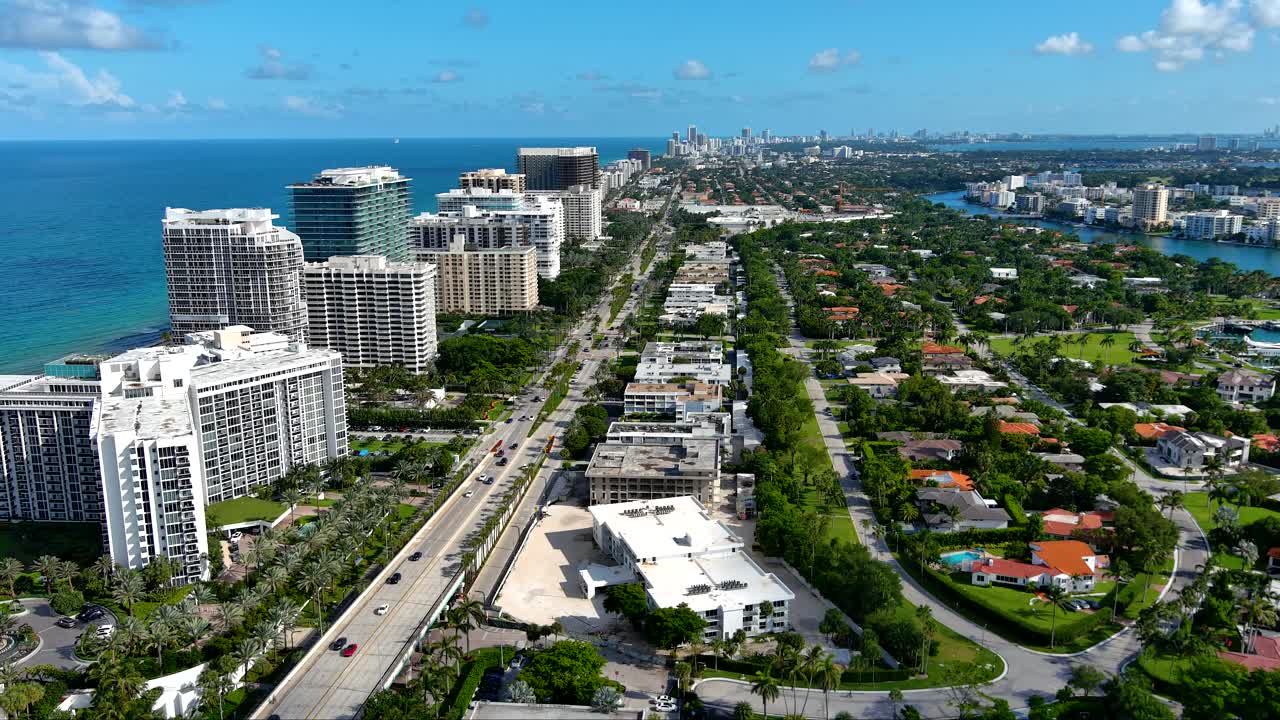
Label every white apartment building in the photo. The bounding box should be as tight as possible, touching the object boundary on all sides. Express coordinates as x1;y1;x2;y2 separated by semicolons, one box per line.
1182;210;1244;240
685;242;729;261
441;186;601;243
412;200;562;279
634;352;732;386
624;382;724;419
3;328;349;584
1132;185;1169;227
583;497;794;641
605;413;732;451
1256;197;1280;221
663;283;732;315
586;440;721;506
0;361;106;523
162;207;307;341
531;184;602;241
304;255;438;373
417;238;539;314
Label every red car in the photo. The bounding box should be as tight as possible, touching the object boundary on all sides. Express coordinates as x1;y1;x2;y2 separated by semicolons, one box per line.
341;643;358;657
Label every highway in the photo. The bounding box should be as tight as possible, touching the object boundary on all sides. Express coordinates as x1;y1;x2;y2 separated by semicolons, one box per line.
254;186;678;720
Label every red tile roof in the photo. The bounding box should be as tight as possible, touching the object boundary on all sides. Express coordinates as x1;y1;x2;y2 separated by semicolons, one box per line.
1219;651;1280;671
1134;422;1185;440
1031;540;1100;577
908;469;974;491
998;421;1041;435
922;343;964;355
972;557;1046;579
1253;434;1280;452
814;269;839;277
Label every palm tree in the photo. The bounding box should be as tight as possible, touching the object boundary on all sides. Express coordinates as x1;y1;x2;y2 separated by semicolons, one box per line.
889;688;905;718
751;669;781;720
32;555;61;594
816;653;841;720
262;565;288;597
1239;595;1278;652
111;570;144;616
234;638;262;679
183;615;211;648
450;597;487;652
1160;490;1185;520
298;563;329;633
188;583;216;608
216;602;244;633
56;559;80;590
277;598;302;649
1044;584;1068;649
147;618;176;667
198;663;234;720
915;604;934;675
0;557;23;598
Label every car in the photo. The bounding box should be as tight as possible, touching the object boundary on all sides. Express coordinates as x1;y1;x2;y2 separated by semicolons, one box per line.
496;458;508;466
374;603;390;615
477;473;488;483
229;531;243;542
95;625;114;637
387;572;402;585
509;655;525;670
56;616;78;628
81;608;105;622
654;701;677;713
505;418;513;424
1086;600;1102;610
341;643;358;657
652;695;675;705
508;442;518;449
409;551;423;561
398;426;409;432
382;434;393;441
463;490;475;498
329;636;348;651
484;476;496;484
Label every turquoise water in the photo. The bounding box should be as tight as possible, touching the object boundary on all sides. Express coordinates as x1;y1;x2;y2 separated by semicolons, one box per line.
940;550;982;567
0;137;665;373
925;190;1280;275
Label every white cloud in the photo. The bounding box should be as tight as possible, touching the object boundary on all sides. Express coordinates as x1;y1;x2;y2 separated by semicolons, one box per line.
0;0;162;50
164;89;185;110
1034;32;1094;55
283;94;342;118
1116;34;1147;51
40;50;133;107
807;48;862;72
206;96;226;111
1121;0;1267;70
673;59;710;80
433;69;460;83
1259;96;1279;104
1254;0;1280;26
246;45;311;80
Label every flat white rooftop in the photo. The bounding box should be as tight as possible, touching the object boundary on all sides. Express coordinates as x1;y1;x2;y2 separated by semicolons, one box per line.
590;496;738;561
642;550;795;613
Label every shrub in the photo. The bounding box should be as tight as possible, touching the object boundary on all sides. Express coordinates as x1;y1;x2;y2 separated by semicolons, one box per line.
1005;495;1027;525
49;589;85;616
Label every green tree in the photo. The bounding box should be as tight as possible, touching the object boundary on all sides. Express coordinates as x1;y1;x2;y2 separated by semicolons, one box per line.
1067;664;1106;697
751;669;781;720
0;558;24;599
518;640;608;705
602;583;649;628
644;603;708;649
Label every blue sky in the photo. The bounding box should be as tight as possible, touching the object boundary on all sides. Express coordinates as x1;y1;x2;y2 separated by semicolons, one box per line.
1;0;1279;139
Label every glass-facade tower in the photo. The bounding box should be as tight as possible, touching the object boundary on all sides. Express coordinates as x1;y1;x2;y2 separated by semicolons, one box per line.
289;166;412;262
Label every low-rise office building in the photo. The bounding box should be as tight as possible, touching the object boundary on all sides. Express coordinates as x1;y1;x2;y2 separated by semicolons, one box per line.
624;382;723;419
586;439;720;506
583;496;794;641
605;413;732;454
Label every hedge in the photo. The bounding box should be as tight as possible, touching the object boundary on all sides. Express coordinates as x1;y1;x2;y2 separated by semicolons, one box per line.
443;647;507;720
901;525;1037;551
692;654;911;684
900;558;1116;648
348;405;480;430
1004;495;1027;525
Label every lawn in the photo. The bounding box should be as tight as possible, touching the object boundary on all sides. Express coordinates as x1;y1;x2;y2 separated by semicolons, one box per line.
1206;297;1280;321
796;407;859;544
988;331;1141;367
205;497;287;527
349;437;408;455
1183;492;1280;569
942;571;1105;638
0;521;102;565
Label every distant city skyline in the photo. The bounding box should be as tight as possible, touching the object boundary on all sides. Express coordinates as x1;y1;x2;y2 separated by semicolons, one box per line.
1;0;1279;139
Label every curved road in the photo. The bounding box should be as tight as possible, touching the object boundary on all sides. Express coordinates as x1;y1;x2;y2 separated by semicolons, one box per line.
695;277;1205;718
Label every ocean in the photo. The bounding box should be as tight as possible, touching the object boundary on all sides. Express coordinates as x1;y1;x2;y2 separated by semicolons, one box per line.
0;137;666;374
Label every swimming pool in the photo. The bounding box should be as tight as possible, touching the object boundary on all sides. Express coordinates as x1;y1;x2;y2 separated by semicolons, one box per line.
940;550;983;567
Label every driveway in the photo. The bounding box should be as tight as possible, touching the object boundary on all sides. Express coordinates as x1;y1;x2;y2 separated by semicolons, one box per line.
14;597;115;669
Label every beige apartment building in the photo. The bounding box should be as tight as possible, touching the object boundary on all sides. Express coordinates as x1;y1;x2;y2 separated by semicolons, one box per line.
417;237;538;314
458;168;526;193
1132;184;1169;228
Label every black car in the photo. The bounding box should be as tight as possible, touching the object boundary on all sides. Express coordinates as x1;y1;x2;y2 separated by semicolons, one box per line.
56;616;78;628
409;551;423;561
387;572;403;584
329;636;348;651
78;608;105;622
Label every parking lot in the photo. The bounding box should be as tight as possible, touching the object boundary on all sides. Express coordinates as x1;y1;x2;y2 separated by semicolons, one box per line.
493;504;616;635
14;597;116;669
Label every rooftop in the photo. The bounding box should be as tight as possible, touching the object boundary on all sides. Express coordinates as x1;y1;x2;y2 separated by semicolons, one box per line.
291;166;405;187
642;550;795;613
585;440;719;479
590;496;738;560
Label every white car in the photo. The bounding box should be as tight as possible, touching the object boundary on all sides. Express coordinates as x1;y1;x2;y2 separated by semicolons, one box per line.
464;490;475;498
95;625;114;637
652;695;675;705
654;701;677;713
229;531;243;542
374;603;389;615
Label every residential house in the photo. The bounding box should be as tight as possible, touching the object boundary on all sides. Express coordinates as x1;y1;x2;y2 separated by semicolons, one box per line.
908;469;974;491
921;343;964;356
847;372;906;399
1134;422;1186;442
1156;430;1251;471
916;487;1011;530
970;405;1040;423
1216;369;1276;404
869;357;902;373
997;421;1041;436
1039;508;1113;542
897;438;964;463
1036;453;1086;473
923;354;976;375
990;268;1018;280
938;370;1008;392
970;540;1108;592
